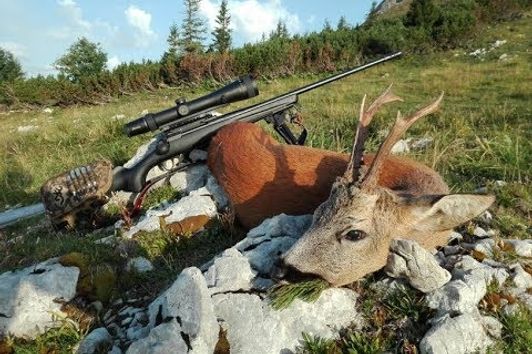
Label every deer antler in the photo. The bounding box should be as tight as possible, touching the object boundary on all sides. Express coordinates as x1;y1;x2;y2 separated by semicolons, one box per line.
360;92;444;191
344;85;402;183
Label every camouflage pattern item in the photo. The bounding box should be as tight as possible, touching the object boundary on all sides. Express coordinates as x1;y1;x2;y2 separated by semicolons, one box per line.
41;160;114;229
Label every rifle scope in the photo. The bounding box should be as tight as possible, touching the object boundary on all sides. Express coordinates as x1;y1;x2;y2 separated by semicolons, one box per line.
124;74;259;137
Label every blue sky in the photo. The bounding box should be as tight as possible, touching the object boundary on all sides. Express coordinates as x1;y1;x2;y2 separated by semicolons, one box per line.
0;0;376;76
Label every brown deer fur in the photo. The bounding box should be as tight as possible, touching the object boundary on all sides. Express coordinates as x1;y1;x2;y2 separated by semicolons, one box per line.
207;122;449;229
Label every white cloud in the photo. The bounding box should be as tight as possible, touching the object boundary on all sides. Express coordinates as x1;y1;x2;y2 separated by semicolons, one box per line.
200;0;301;43
0;41;27;58
107;56;122;70
57;0;91;31
125;5;157;48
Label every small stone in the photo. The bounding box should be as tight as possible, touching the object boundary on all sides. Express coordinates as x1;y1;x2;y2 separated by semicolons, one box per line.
169;165;209;193
503;239;532;258
112;298;124;307
473;226;489;238
453;255;509;287
443;245;461;257
410;137;433;150
17;125;38;133
43;107;53;114
121;317;132;326
89;301;104;314
494;180;507;187
189;149;208;162
126;257;154;273
502;303;520;316
126;325;149;341
426;278;486;317
448;231;463;243
94;235;117;246
509;263;532;290
479;211;493;225
76;327;112;354
369;277;409;296
385;239;451;293
126;319;187;354
204;248;257;294
391;139;410;154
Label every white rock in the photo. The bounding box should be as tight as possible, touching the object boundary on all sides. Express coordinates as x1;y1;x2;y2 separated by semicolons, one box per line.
76;327;112;354
473;226;489;238
147;267;218;354
391;139;410;154
478;211;493;225
244;214;312;241
189;149;208;162
43;107;53;114
504;239;532;258
0;258;79;338
213;288;361;354
126;319;187;354
242;236;297;275
498;53;508;61
112;114;126;121
126;257;154;273
448;231;463;243
124;194;216;238
517;292;532;310
94;235;117;246
385;239;451;293
462;239;495;257
169;165;209;194
126;325;149;342
443;245;461;257
453;255;509;286
369;277;409;296
492;40;507;48
190;174;229;209
410;137;433;150
17;125;38;133
509;263;532;290
420;313;498;354
204;248;257;294
426;278;486;317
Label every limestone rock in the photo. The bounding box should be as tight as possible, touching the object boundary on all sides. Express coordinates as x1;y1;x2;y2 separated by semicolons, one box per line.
509;263;532;290
0;258;79;338
169;165;209;194
213;288;360;354
420;312;498;354
473;226;489;238
385;239;451;293
189;149;208;162
126;257;154;273
147;267;218;353
76;327;112;354
126;320;187;354
124;194;216;238
190;175;229;209
426;278;486;317
504;239;532;258
204;248;257;294
391;139;410;154
453;256;509;286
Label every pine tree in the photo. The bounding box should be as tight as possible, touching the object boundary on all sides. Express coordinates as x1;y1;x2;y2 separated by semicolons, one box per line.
211;0;232;53
167;23;180;57
181;0;206;53
270;20;289;39
337;16;349;30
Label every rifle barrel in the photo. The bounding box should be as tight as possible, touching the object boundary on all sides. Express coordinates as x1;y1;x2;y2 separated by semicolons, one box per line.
282;52;402;97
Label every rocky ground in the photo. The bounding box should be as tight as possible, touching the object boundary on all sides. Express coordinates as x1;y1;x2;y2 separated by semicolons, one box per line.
0;142;530;354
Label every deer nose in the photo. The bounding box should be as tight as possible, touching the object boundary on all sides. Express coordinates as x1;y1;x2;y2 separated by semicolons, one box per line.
270;258;288;280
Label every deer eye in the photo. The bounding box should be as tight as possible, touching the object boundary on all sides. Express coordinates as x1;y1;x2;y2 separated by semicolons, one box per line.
343;229;367;242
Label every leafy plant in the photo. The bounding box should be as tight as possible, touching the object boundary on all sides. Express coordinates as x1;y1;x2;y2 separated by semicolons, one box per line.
269;279;329;310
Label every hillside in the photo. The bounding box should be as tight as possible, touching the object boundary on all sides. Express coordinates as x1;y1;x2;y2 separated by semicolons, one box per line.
0;7;530;354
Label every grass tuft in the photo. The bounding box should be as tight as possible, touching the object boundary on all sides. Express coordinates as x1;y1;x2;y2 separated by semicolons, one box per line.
268;279;329;310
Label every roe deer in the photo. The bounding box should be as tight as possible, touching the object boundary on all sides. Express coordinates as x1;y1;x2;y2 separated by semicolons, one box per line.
208;87;494;286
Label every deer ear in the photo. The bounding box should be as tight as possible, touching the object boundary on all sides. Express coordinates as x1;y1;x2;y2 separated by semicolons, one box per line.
405;194;495;232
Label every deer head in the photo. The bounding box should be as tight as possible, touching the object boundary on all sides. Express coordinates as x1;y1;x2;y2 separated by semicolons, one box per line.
280;87;494;286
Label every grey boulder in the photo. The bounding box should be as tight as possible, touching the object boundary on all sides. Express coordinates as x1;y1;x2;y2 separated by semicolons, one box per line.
0;258;79;339
147;267;218;354
420;312;501;354
385;239;451;293
76;327;112;354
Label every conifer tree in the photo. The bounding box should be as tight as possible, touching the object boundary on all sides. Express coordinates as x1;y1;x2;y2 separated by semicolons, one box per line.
181;0;206;53
211;0;232;53
337;16;349;30
270;20;289;39
162;23;181;62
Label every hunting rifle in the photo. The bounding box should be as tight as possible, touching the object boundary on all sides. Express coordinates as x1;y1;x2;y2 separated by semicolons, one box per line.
30;52;402;229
